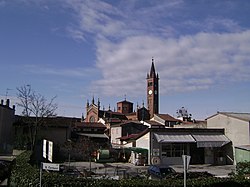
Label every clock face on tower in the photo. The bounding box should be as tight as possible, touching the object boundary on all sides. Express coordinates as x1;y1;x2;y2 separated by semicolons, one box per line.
148;90;153;95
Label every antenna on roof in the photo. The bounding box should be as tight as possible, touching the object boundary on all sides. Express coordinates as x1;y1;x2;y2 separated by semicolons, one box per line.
124;94;126;101
5;88;12;99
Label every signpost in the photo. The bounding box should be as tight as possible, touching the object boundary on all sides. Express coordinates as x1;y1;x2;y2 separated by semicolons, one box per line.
182;155;191;187
43;140;47;158
40;139;57;187
48;141;53;162
42;163;60;171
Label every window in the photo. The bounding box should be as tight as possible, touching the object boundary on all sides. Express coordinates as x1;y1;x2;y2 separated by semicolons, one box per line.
148;82;153;86
89;116;95;122
162;144;186;157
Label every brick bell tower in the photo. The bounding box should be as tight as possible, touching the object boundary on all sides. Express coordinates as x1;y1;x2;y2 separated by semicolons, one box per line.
147;58;159;118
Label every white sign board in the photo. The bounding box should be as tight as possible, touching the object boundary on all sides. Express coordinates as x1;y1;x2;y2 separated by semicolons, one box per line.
42;163;60;171
48;141;53;162
43;140;47;158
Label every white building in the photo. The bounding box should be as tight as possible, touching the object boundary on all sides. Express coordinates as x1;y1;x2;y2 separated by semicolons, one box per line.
132;127;231;165
206;112;250;164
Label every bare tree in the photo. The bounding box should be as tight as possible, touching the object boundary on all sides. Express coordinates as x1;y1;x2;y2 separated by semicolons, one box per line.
16;85;58;151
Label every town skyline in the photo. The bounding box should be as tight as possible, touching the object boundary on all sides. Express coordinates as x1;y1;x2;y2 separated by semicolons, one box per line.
1;0;250;119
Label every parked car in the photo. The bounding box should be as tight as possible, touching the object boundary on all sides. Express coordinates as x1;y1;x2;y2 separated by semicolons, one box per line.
148;165;176;179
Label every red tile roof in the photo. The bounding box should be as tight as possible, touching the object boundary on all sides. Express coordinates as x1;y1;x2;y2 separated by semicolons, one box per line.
155;114;179;122
144;120;164;126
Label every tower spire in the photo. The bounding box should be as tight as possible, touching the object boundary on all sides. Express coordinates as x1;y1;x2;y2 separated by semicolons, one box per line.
97;98;100;109
150;57;156;78
147;58;159;118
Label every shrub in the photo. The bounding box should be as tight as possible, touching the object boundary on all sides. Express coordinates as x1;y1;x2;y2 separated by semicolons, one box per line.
236;161;250;175
10;152;250;187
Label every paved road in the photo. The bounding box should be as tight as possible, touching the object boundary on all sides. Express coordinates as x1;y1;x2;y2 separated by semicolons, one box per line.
64;161;236;178
173;164;236;177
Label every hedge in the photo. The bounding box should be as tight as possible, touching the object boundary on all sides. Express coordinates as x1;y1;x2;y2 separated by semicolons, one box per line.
10;151;250;187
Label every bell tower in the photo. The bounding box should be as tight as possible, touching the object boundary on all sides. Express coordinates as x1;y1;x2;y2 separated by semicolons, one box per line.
147;58;159;118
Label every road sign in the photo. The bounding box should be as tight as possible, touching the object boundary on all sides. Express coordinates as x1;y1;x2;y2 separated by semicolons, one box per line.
182;155;191;170
48;141;53;162
43;140;47;158
42;162;60;171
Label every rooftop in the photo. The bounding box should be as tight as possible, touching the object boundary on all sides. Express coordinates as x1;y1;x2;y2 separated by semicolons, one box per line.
155;113;179;122
207;112;250;122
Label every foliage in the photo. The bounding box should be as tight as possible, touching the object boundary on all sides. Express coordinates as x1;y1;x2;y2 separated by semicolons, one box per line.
10;151;40;186
165;171;214;179
10;151;250;187
236;161;250;175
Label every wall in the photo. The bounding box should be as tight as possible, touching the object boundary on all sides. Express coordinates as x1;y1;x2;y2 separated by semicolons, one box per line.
136;132;150;164
207;114;249;147
86;105;99;122
110;126;122;145
235;148;250;163
0;101;15;155
39;126;70;145
207;114;249;164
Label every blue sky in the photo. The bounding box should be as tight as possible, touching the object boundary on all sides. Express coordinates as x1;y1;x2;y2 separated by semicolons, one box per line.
0;0;250;119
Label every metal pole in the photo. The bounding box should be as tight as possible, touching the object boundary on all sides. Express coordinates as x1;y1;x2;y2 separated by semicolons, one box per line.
39;162;42;187
89;157;91;172
68;152;71;168
184;155;187;187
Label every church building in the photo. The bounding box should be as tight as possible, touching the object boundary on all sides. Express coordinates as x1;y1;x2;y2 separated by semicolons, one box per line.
84;59;159;123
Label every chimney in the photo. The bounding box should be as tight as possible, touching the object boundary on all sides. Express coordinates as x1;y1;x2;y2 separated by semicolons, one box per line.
6;99;10;107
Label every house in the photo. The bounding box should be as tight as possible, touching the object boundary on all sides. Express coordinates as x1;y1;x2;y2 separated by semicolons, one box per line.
206;112;250;164
151;114;179;127
70;122;109;161
13;115;81;148
0;99;15;155
129;127;232;165
72;121;109;141
141;120;165;128
110;121;148;147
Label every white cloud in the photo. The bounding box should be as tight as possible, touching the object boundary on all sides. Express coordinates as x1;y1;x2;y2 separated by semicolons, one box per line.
184;17;244;33
92;31;250;96
64;0;186;42
66;27;86;42
64;0;125;39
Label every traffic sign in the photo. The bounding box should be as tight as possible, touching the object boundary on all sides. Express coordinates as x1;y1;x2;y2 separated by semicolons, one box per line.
48;141;53;162
42;163;60;171
182;155;191;170
43;140;47;158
